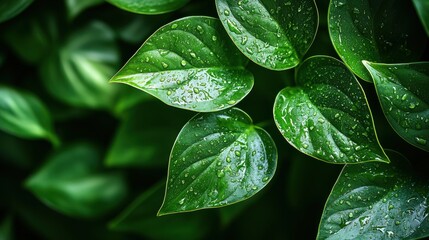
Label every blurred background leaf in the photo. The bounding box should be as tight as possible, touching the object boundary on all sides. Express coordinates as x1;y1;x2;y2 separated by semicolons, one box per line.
0;0;33;23
65;0;103;19
25;144;128;218
0;216;13;240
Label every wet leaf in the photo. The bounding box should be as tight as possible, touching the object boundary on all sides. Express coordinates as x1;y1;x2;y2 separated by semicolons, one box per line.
317;151;429;240
65;0;103;19
0;0;33;23
413;0;429;37
110;16;254;112
26;144;127;218
0;86;58;145
328;0;427;81
40;21;119;109
158;108;277;215
106;0;190;14
273;56;388;164
363;61;429;152
216;0;318;70
109;181;214;240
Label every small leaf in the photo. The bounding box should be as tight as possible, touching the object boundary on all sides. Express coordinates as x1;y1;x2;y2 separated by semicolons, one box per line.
328;0;427;81
158;107;277;215
26;144;127;218
109;181;214;240
273;56;388;164
40;21;119;109
111;16;254;112
216;0;318;70
106;0;190;15
65;0;103;19
413;0;429;37
0;86;58;145
0;0;33;23
317;151;429;240
363;61;429;152
106;101;192;168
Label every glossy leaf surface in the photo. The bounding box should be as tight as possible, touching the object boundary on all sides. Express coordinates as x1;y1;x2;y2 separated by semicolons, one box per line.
413;0;429;36
26;144;127;218
274;56;388;164
364;61;429;152
110;182;213;239
111;16;254;112
216;0;318;70
328;0;427;81
317;151;429;240
106;0;190;15
0;0;33;23
40;21;119;109
0;87;58;145
158;108;277;215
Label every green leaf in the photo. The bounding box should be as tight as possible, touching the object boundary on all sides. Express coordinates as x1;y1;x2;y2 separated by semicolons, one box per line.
65;0;103;19
0;0;33;23
273;56;388;164
0;216;13;240
40;21;119;109
216;0;318;70
106;0;190;15
106;101;192;168
363;61;429;152
158;107;277;215
26;144;127;218
0;86;58;145
110;16;254;112
328;0;427;81
414;0;429;37
109;181;214;240
317;151;429;240
112;87;154;115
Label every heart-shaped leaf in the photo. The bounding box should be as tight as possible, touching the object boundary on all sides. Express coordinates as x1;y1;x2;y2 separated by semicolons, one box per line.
328;0;427;81
110;16;254;112
0;0;33;23
0;86;58;145
414;0;429;37
216;0;318;70
363;61;429;152
273;56;388;164
26;144;127;218
40;21;119;109
106;0;190;15
110;181;214;240
158;107;277;215
317;151;429;240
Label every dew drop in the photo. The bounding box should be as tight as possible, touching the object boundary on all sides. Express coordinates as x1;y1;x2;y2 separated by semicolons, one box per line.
226;19;242;34
161;62;169;69
416;137;427;145
180;60;187;67
179;198;185;205
235;150;241;157
167;90;172;96
224;9;230;16
171;23;178;29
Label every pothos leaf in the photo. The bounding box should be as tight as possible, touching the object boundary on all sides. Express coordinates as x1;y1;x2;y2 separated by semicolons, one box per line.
273;56;388;164
110;16;254;112
363;61;429;152
317;151;429;240
216;0;318;70
413;0;429;37
158;108;277;215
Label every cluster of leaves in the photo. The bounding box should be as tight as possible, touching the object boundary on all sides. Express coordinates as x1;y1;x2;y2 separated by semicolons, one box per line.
0;0;428;239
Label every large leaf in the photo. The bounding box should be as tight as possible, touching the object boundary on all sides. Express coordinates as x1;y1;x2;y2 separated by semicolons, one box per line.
328;0;427;81
109;181;214;240
65;0;103;19
0;0;33;23
317;151;429;240
273;56;388;164
26;144;127;218
363;61;429;152
158;108;277;215
0;86;58;145
216;0;318;70
110;16;254;112
106;0;190;14
40;21;119;109
413;0;429;37
106;101;192;168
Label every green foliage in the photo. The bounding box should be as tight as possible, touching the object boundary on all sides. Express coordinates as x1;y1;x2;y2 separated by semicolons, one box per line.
0;0;428;239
